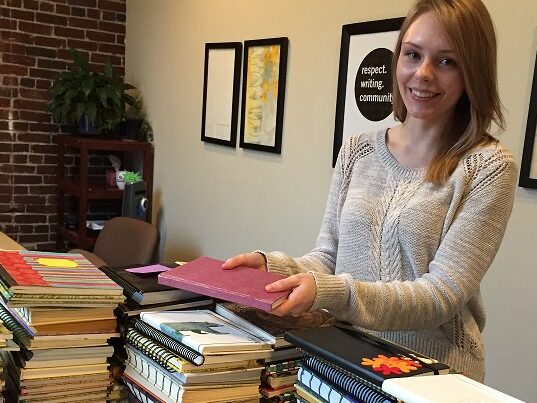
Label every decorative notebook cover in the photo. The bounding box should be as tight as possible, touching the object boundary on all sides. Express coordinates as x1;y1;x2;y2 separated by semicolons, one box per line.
285;325;450;388
158;256;290;312
0;250;123;294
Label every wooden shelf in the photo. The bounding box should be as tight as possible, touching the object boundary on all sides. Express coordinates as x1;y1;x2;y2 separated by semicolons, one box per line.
56;135;154;249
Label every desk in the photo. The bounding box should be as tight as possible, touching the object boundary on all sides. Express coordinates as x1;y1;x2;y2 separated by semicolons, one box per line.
0;232;24;250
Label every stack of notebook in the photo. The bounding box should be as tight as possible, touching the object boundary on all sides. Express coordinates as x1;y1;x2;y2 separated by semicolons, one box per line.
284;325;450;403
0;250;125;402
121;307;278;403
214;303;336;403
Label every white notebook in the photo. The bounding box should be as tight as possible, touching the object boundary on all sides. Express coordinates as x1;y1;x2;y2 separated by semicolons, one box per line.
381;374;524;403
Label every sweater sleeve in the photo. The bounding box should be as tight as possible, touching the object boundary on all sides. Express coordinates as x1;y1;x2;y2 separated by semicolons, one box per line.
318;148;518;330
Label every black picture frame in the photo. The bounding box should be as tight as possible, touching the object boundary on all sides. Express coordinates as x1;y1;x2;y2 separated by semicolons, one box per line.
239;37;289;154
201;42;242;147
519;52;537;189
332;18;404;166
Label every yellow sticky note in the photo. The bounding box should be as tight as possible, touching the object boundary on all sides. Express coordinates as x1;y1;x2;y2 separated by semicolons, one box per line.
37;258;78;268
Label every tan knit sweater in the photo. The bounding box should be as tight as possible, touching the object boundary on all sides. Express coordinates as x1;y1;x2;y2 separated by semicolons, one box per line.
264;130;517;382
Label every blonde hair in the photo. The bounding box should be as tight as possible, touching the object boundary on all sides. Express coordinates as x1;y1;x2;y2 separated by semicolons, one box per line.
392;0;504;185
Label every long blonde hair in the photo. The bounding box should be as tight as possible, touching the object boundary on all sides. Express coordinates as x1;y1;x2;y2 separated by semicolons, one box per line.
392;0;504;185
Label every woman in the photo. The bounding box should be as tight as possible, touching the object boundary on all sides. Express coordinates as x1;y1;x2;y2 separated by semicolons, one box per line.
223;0;517;382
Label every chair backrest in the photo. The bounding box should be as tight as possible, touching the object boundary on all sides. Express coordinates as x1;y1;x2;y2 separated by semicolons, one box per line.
93;216;158;268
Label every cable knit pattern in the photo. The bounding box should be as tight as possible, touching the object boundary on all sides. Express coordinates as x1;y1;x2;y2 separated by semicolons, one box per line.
264;129;517;382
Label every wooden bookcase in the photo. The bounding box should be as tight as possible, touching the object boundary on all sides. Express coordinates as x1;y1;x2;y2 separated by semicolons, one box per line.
56;135;154;249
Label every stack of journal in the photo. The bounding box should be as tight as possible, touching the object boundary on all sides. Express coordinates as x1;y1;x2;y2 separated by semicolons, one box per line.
0;250;125;402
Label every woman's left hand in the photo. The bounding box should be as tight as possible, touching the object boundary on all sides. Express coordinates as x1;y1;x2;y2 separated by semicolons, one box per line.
267;272;317;316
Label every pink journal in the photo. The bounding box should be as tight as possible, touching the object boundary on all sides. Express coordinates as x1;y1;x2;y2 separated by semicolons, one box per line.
158;256;290;312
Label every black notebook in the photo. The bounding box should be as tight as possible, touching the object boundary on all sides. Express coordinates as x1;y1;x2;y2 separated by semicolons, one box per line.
285;325;449;389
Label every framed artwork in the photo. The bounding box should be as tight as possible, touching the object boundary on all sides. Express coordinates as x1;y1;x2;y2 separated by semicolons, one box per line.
239;37;289;154
201;42;242;147
332;18;404;166
519;52;537;189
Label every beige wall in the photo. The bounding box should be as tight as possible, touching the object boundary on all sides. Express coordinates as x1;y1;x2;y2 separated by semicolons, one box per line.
126;1;537;401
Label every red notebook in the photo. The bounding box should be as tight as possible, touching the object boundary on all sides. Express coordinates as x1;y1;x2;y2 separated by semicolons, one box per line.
158;256;290;312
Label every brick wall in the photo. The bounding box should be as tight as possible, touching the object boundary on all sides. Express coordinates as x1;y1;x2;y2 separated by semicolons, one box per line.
0;0;126;250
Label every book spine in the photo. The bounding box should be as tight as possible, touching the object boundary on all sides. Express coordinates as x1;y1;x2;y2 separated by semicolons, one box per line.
98;265;138;297
0;304;30;347
301;357;397;403
125;347;183;400
131;318;204;365
127;328;185;373
124;379;159;403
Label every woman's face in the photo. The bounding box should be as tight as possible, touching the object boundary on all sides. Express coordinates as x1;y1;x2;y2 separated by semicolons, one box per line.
396;12;466;126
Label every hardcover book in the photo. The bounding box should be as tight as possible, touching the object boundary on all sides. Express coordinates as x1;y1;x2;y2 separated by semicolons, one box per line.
0;250;123;296
99;264;202;305
284;325;450;390
158;256;290;311
381;374;524;403
139;309;273;354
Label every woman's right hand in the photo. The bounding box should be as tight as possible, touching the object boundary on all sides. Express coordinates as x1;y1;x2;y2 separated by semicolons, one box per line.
222;252;267;272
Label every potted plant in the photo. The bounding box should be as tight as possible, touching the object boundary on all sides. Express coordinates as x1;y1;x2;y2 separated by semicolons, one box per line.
115;170;142;190
48;48;135;135
119;95;154;142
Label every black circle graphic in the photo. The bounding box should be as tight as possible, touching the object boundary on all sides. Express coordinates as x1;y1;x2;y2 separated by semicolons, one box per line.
354;48;394;122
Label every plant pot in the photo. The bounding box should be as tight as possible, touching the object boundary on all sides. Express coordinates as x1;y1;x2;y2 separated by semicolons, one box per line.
119;119;144;141
78;115;97;135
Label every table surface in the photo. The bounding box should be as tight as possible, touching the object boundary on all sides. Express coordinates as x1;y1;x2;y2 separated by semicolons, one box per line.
0;232;24;250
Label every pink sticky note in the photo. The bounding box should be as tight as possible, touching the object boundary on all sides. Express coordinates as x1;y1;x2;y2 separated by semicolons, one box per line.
126;264;174;274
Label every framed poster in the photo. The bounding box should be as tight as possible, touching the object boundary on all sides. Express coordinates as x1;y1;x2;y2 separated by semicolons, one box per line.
519;52;537;189
239;37;289;154
201;42;242;147
332;18;404;166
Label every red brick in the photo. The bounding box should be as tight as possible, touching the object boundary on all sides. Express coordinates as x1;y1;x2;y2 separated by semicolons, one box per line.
98;20;124;34
0;154;10;163
116;34;124;45
13;99;47;112
68;16;98;29
55;4;69;14
27;46;57;58
0;87;17;97
29;68;60;79
98;42;123;54
86;30;115;43
11;143;29;152
12;164;35;174
13;154;28;163
22;0;39;10
2;76;18;85
36;79;52;89
18;110;50;122
0;98;10;108
34;35;65;48
36;12;67;26
13;122;28;131
19;88;49;100
69;0;96;7
0;17;18;29
10;8;35;21
2;53;36;66
1;30;35;45
0;63;28;76
71;6;85;17
98;0;124;12
13;175;42;184
0;42;26;54
37;58;67;70
67;39;98;52
7;0;22;6
30;144;55;154
17;132;50;142
91;52;120;65
39;2;54;12
36;165;56;175
29;122;58;132
86;8;100;19
53;26;84;39
20;78;35;87
19;21;53;35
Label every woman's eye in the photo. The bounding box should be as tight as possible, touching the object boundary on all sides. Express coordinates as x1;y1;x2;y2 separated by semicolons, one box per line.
440;57;457;67
406;51;420;60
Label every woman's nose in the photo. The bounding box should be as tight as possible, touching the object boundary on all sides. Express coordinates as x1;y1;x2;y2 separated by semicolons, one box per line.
416;59;434;80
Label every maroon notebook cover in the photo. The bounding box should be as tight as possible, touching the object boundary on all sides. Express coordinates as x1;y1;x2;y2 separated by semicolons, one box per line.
157;256;290;312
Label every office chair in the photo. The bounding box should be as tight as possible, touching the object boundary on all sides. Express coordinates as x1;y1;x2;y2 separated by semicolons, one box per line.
70;216;158;268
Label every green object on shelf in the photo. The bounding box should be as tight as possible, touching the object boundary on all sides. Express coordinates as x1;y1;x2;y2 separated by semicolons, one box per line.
123;171;143;184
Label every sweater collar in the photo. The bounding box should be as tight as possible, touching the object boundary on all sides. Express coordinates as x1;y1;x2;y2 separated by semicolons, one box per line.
375;129;426;180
